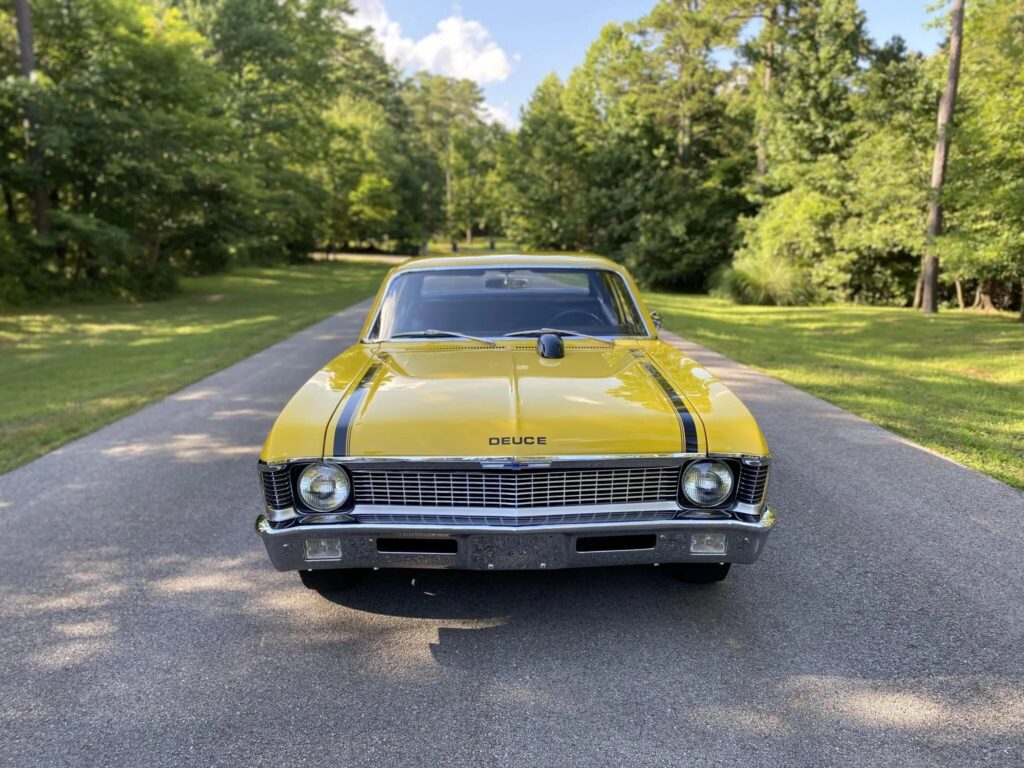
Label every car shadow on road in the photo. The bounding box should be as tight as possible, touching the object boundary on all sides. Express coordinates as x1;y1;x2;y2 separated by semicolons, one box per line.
316;564;763;680
317;564;728;621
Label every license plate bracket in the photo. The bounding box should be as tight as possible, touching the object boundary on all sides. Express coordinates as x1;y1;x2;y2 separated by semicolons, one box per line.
469;534;566;570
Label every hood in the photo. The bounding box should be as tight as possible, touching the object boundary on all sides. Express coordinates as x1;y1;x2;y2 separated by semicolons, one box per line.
326;343;706;458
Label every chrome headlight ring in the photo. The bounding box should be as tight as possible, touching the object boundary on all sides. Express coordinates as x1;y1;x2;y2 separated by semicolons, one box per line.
296;463;352;512
680;459;735;508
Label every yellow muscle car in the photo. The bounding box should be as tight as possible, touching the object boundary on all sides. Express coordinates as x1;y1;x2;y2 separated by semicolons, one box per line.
256;254;775;589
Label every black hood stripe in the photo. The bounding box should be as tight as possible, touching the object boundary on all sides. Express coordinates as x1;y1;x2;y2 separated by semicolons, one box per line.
640;360;699;453
332;364;380;456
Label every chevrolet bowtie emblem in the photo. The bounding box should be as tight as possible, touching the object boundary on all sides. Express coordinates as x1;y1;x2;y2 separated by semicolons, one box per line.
480;461;553;470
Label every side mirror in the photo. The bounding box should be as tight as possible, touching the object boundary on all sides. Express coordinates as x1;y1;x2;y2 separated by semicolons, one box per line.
650;311;663;330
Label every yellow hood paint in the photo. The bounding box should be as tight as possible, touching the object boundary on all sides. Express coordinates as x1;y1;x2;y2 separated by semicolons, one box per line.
642;341;769;457
260;339;767;462
260;345;375;462
328;342;695;457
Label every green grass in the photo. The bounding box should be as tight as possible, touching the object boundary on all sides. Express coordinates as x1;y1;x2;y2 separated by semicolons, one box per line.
426;238;519;256
645;294;1024;490
0;262;389;475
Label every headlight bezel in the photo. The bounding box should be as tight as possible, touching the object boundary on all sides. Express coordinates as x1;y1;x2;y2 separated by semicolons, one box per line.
293;462;353;514
678;458;737;509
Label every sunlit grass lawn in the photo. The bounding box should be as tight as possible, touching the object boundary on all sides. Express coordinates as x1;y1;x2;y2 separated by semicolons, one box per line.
426;237;520;256
646;293;1024;490
0;262;389;475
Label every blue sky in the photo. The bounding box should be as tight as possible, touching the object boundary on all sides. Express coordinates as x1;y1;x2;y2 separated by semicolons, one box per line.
352;1;944;126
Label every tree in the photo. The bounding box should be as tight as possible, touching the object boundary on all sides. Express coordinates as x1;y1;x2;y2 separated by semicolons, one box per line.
724;0;869;303
752;3;786;178
762;0;866;182
510;13;753;289
0;0;444;301
502;74;589;250
450;122;507;244
939;0;1024;317
635;0;749;163
11;0;48;236
627;3;755;288
404;73;484;244
834;39;937;304
919;0;966;314
3;0;1020;318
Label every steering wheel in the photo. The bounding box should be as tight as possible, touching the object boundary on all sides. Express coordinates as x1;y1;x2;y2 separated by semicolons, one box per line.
550;309;604;327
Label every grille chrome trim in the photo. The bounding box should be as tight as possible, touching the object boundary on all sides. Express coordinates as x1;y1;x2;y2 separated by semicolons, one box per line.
325;454;702;469
351;466;680;509
737;463;770;506
259;465;293;511
351;501;678;527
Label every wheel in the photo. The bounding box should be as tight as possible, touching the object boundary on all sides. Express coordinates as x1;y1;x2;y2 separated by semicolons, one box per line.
671;563;731;584
298;568;360;591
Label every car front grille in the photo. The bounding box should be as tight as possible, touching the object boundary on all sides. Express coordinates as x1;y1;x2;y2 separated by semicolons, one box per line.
737;463;770;506
260;466;293;510
351;466;680;509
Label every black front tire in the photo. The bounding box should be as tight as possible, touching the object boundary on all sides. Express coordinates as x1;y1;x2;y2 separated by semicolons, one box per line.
298;569;361;591
671;563;731;584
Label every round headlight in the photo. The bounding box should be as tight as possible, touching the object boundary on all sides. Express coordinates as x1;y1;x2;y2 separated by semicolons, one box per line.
681;460;734;507
297;463;351;512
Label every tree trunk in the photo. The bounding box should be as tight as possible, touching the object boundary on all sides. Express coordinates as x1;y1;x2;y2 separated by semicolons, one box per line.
2;184;15;223
920;0;965;314
1019;279;1024;322
955;279;965;309
677;111;692;162
466;225;473;245
976;281;995;312
12;0;49;236
676;68;694;163
756;7;776;178
444;131;453;240
912;269;924;309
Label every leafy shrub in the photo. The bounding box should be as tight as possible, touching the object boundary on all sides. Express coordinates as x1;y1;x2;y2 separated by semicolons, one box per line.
714;252;821;306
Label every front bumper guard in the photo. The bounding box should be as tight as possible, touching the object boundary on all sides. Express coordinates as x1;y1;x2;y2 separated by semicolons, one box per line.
256;508;777;572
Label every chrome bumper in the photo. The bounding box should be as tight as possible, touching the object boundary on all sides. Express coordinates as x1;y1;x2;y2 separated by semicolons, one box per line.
255;508;776;572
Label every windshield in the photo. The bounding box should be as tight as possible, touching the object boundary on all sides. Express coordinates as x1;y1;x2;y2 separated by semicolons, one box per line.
370;267;648;340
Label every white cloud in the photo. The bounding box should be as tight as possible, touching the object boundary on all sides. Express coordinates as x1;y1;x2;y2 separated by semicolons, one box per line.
479;102;516;129
352;0;513;84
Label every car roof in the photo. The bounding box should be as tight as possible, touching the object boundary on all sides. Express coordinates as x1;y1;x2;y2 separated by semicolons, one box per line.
390;253;627;274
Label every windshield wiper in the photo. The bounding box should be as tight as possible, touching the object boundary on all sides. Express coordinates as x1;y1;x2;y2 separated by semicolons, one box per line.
502;328;615;346
390;329;496;347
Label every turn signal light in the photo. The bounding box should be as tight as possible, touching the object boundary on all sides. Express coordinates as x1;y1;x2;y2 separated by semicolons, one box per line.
304;538;342;561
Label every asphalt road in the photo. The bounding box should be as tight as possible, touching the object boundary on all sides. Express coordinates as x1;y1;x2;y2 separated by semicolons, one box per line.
1;300;1022;768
